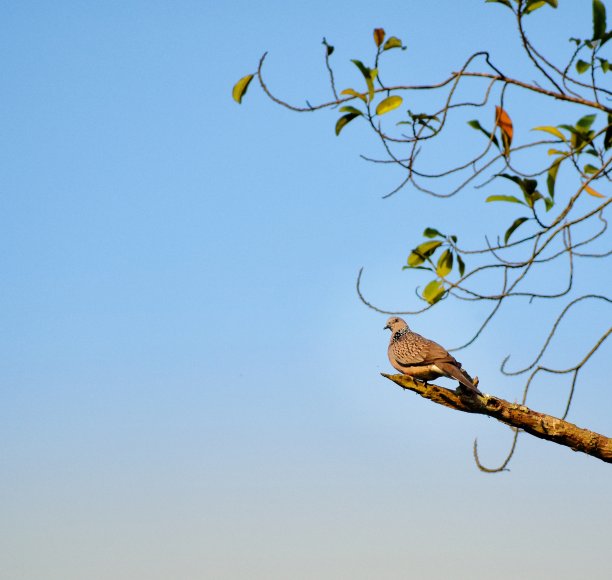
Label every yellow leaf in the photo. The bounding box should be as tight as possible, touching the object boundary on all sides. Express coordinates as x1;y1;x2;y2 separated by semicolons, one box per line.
376;95;403;116
584;184;605;198
232;74;254;104
383;36;403;51
533;125;566;141
422;279;445;305
374;28;385;47
341;88;367;103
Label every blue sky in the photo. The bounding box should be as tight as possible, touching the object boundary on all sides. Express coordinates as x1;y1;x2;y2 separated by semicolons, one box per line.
1;1;611;579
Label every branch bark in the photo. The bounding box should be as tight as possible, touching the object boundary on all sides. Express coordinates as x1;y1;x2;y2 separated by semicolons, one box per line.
382;373;612;464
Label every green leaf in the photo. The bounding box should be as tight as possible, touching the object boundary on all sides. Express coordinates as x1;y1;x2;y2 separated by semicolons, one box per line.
339;106;364;116
497;174;540;205
403;112;440;132
547;159;561;198
423;227;444;238
457;254;466;277
598;58;610;72
525;0;557;12
571;130;596;152
504;217;529;244
544;197;554;211
376;95;403;115
232;74;254;104
485;0;513;7
436;250;453;278
593;0;607;41
498;173;522;185
604;114;612;149
576;114;597;132
351;59;370;80
525;1;547;13
322;38;334;56
584;164;599;174
486;195;526;205
532;125;567;140
422;279;445;305
527;191;544;207
335;113;359;136
383;36;404;51
576;59;591;74
558;124;576;133
524;179;538;194
409;112;440;125
467;120;500;149
351;60;377;102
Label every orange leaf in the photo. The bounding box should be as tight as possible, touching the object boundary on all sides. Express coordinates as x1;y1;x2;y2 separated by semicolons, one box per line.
495;106;513;154
584;184;605;198
374;28;385;47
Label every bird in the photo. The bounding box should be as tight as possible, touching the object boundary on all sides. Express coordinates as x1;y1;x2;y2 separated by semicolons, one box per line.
384;316;482;396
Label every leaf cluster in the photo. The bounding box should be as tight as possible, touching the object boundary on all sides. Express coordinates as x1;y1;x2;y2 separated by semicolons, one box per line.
404;228;466;305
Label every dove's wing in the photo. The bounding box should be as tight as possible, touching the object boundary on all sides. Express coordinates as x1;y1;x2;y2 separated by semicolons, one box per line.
399;333;458;366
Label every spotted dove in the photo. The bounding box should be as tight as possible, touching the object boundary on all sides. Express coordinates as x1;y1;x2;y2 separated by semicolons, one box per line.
384;316;482;395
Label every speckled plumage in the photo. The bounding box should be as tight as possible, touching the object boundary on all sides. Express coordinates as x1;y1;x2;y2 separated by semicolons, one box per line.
384;316;481;395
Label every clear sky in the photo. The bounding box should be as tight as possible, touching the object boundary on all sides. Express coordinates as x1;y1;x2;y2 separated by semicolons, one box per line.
1;1;610;579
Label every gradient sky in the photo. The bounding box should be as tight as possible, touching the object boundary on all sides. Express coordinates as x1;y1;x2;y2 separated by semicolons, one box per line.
1;2;611;579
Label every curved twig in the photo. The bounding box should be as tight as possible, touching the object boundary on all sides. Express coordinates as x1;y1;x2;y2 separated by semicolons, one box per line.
473;428;520;473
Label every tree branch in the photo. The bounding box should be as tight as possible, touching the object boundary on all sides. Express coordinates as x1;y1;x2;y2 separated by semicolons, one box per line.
382;373;612;464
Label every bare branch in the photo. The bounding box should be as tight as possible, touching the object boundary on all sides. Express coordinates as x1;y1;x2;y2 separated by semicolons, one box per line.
473;428;520;473
383;373;612;464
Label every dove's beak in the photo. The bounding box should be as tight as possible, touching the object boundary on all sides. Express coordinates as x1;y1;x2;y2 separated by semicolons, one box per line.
384;324;390;330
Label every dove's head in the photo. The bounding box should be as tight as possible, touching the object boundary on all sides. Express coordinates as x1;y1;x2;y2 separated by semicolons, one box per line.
384;317;409;332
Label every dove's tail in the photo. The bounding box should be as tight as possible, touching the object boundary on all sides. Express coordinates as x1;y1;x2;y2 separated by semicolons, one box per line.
436;362;483;396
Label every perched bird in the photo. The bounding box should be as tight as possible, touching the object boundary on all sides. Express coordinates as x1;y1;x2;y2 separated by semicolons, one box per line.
384;316;482;396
